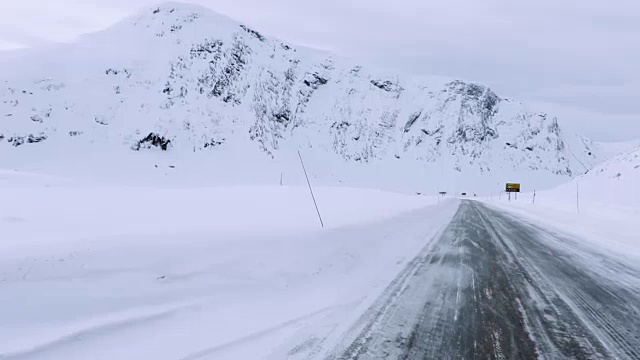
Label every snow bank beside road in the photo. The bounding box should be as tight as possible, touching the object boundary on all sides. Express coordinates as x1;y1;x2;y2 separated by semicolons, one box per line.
0;179;458;360
486;199;640;258
1;180;436;253
482;144;640;258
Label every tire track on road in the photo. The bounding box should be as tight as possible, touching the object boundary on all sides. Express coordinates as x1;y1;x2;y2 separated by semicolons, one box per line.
330;200;640;359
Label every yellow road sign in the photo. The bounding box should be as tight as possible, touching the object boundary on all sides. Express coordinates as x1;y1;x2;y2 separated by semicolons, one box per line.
506;183;521;193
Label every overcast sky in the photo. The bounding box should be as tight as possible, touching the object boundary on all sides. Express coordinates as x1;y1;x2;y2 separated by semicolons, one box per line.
1;0;639;141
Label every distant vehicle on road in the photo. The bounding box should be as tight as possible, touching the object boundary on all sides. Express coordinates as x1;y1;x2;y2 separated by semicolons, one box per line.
461;193;467;196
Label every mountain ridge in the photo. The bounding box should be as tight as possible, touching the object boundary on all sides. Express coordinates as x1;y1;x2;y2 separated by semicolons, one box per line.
0;2;604;191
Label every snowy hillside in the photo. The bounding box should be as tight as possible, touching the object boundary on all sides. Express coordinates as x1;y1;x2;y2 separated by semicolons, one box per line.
597;139;640;158
489;144;639;213
560;144;640;207
0;2;603;192
485;144;640;260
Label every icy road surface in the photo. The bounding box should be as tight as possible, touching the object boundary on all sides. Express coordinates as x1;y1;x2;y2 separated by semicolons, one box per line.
330;200;640;360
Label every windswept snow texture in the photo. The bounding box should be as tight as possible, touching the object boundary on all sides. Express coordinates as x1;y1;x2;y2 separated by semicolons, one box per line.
483;144;640;257
0;178;459;360
0;2;603;192
565;144;640;207
328;201;640;360
501;144;640;210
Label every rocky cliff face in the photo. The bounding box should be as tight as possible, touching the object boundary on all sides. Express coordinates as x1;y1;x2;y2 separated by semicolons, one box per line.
0;2;602;179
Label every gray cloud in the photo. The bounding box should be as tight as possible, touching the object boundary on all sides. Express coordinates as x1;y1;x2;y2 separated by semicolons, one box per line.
2;0;639;141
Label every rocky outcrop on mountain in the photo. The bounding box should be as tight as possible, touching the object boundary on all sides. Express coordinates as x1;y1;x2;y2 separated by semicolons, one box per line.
0;2;602;179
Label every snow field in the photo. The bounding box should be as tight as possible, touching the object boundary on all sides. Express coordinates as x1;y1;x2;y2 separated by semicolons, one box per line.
479;144;640;258
482;188;640;260
0;173;459;359
487;195;639;256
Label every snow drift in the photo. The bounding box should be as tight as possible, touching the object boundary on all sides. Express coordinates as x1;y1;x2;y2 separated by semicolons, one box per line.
0;172;459;359
555;144;640;208
484;144;640;259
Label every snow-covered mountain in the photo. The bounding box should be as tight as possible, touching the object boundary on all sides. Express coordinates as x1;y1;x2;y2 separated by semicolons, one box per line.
0;2;603;191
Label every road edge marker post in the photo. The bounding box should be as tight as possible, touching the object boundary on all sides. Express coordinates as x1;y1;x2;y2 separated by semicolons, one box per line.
298;150;324;228
576;181;580;214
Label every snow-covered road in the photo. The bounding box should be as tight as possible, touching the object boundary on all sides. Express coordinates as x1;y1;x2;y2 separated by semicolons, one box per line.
3;193;640;359
329;200;640;359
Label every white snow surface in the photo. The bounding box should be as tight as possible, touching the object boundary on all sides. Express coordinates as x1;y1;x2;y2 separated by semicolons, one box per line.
485;197;640;261
597;139;640;159
0;2;604;194
0;168;459;360
483;144;640;257
1;2;637;358
505;143;640;208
